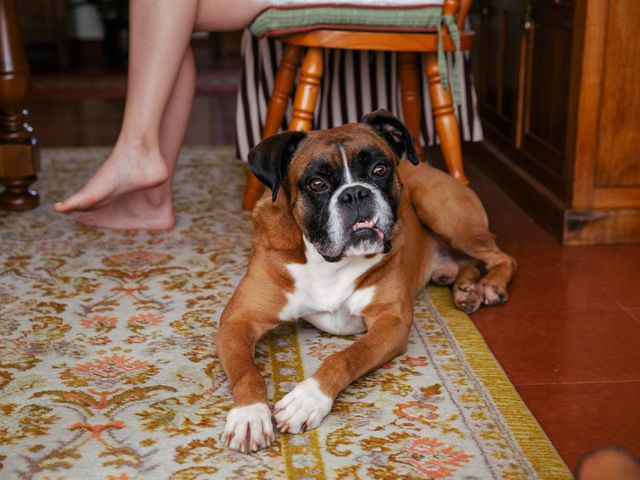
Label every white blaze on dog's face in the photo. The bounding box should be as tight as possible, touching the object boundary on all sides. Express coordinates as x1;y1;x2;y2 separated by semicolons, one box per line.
248;110;420;263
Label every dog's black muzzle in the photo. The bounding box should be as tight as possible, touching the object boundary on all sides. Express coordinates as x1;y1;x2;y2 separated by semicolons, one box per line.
338;185;377;223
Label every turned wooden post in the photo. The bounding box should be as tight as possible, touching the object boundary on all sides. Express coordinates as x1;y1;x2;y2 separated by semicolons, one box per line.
457;0;472;30
243;45;302;211
425;53;468;185
0;0;39;210
398;52;424;161
264;45;303;138
289;47;323;132
443;0;461;18
243;45;324;211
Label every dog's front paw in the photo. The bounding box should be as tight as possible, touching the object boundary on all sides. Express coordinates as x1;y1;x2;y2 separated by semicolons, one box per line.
274;378;332;434
222;402;274;453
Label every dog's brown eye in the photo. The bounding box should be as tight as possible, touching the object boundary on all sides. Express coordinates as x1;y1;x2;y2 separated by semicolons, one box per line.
308;178;327;192
372;163;389;177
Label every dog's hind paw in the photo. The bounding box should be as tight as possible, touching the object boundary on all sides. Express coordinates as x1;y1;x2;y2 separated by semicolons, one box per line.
453;282;483;314
222;402;274;453
479;281;508;306
274;378;332;434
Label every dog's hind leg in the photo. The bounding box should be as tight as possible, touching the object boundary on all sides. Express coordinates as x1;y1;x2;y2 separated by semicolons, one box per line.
451;225;516;307
400;163;516;309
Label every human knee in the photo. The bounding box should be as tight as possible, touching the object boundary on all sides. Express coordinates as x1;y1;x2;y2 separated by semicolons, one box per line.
194;0;265;31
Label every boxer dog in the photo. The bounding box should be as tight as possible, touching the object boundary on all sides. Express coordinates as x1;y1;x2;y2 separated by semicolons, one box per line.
217;109;516;453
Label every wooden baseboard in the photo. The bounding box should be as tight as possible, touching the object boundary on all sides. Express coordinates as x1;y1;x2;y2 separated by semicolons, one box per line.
466;141;640;245
565;209;640;245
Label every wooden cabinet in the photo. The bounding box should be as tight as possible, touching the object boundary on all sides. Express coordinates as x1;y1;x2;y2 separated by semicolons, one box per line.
520;1;573;194
470;0;640;244
473;0;523;144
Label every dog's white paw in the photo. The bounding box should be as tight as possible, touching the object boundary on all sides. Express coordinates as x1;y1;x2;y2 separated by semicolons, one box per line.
274;378;333;434
222;402;274;453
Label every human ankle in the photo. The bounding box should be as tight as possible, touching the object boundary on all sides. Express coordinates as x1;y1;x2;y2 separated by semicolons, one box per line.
117;132;160;155
145;186;172;208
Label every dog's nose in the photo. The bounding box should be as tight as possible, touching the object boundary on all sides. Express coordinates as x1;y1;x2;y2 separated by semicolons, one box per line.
338;185;371;206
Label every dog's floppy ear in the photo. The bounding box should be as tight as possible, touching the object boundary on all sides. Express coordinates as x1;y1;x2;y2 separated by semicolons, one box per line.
248;130;307;202
361;109;419;165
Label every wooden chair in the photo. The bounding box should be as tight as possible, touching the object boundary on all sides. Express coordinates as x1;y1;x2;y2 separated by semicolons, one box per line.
242;0;473;211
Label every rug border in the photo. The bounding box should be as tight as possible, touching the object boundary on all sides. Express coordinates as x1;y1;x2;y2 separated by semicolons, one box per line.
427;286;573;480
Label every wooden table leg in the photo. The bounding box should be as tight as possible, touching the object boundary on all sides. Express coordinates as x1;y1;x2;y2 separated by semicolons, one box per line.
0;0;39;211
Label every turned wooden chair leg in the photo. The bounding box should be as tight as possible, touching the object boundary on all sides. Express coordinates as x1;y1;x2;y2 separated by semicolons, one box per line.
398;52;424;161
288;47;323;132
243;45;303;211
425;53;469;185
243;46;323;211
0;0;39;211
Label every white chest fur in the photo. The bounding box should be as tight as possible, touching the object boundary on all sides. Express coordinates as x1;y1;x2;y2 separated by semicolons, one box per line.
279;238;382;335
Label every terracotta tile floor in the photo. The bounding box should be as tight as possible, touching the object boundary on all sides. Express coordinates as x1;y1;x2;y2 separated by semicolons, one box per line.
462;152;640;470
23;75;640;474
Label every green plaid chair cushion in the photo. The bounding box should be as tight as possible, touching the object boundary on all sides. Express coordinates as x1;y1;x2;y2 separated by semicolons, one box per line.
248;2;463;103
249;5;445;37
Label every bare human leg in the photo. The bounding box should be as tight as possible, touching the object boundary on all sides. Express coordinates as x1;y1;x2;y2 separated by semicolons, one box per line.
54;0;267;228
54;0;199;215
73;48;196;230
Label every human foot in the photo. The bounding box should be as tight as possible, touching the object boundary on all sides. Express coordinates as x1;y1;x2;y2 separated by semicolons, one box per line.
54;140;169;213
72;187;175;231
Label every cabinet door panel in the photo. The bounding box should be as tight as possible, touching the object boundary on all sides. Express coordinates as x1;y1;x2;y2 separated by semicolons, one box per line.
520;1;574;178
472;0;523;140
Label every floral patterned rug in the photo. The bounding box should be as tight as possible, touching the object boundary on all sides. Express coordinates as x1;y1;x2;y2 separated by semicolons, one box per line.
0;147;570;480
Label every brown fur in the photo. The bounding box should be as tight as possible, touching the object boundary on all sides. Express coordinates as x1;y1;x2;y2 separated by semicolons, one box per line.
217;124;515;429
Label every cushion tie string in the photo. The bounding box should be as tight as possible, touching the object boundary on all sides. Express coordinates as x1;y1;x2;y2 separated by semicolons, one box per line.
438;14;462;106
